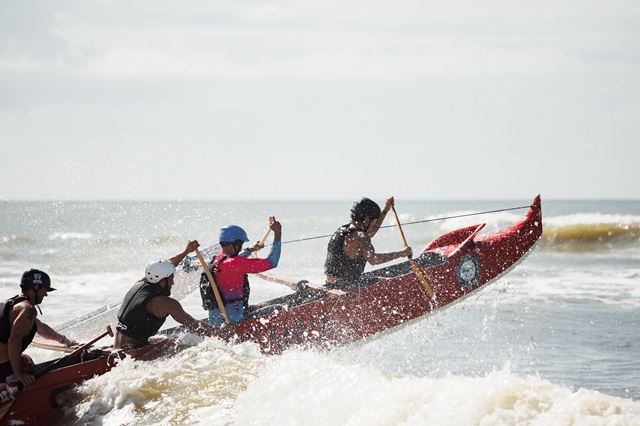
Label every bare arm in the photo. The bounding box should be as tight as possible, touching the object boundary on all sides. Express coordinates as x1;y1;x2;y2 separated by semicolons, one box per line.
364;247;412;265
147;296;223;338
8;305;37;387
344;231;412;266
367;197;394;238
178;314;224;338
35;318;78;346
168;240;200;267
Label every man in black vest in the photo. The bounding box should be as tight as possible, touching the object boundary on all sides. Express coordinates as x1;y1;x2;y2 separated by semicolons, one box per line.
0;269;77;388
325;196;413;290
115;240;223;350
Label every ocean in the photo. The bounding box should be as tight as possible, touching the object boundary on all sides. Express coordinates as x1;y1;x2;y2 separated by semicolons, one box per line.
1;197;639;425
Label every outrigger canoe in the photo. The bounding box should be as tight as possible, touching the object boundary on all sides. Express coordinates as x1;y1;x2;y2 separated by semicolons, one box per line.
4;195;542;425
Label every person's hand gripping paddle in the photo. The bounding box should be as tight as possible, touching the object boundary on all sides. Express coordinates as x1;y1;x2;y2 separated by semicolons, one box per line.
251;216;276;257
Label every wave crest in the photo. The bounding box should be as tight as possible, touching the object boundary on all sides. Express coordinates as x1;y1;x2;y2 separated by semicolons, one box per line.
542;222;640;252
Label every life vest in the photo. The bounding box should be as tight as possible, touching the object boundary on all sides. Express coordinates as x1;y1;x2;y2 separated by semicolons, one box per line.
116;281;168;344
324;224;368;283
199;255;250;311
0;296;38;352
199;255;226;310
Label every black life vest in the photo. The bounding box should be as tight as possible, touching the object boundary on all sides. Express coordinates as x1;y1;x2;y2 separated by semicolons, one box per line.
0;296;38;352
324;224;368;283
116;281;168;344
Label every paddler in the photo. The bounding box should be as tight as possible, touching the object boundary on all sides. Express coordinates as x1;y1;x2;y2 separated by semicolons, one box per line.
114;240;223;350
0;269;78;388
204;218;282;326
324;196;412;290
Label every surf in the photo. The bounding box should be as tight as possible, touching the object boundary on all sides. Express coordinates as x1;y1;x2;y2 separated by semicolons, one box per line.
62;340;640;426
540;214;640;252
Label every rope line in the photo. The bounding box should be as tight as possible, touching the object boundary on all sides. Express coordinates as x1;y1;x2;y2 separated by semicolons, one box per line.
278;204;531;245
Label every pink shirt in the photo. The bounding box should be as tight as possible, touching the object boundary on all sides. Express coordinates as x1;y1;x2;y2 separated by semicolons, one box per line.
212;253;274;300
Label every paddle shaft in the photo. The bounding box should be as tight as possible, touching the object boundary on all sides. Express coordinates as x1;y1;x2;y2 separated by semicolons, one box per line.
195;247;230;325
259;228;272;247
36;325;114;379
391;205;434;299
251;228;272;258
252;217;275;257
391;205;410;249
254;272;297;291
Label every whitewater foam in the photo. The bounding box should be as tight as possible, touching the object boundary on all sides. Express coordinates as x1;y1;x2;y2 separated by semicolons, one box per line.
64;342;640;426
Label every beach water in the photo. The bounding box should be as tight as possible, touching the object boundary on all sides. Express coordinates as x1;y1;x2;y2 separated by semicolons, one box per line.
1;197;639;425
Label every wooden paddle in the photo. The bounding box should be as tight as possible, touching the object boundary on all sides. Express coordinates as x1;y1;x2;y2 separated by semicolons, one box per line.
251;217;275;257
391;205;434;300
195;247;230;325
254;271;347;298
35;325;114;377
31;337;78;353
0;326;114;419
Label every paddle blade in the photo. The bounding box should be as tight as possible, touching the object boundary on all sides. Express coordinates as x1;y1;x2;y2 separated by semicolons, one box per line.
409;259;434;299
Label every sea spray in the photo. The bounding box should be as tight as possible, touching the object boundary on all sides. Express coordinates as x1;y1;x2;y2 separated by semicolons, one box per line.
65;337;266;425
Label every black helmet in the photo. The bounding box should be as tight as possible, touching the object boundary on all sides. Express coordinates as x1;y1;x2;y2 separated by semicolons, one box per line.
351;197;381;221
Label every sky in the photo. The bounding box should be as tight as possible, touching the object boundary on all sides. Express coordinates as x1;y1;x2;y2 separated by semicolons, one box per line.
1;0;639;201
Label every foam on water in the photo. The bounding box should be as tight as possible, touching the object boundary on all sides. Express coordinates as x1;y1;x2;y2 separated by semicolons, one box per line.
236;351;640;426
64;337;266;425
59;340;640;426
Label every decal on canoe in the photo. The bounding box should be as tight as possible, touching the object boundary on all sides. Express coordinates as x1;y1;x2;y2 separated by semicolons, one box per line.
455;253;480;288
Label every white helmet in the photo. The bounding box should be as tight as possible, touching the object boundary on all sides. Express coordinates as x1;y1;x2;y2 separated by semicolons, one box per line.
145;260;176;283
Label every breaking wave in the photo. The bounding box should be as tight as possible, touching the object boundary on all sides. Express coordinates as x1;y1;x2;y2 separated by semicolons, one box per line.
541;214;640;252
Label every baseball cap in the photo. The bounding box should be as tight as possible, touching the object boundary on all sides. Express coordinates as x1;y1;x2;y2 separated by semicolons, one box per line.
21;269;57;291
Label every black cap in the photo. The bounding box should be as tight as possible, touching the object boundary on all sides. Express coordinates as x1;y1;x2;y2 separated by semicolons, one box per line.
21;269;56;291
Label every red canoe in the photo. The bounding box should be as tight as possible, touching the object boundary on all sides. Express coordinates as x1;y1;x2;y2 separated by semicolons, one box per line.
1;195;542;424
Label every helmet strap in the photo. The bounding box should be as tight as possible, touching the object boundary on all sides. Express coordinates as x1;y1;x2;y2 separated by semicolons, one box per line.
232;241;243;257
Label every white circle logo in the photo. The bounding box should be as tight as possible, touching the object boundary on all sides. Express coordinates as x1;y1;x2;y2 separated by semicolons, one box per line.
455;254;480;288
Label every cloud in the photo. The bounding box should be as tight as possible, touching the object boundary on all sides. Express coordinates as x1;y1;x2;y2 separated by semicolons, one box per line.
45;25;588;81
4;1;638;80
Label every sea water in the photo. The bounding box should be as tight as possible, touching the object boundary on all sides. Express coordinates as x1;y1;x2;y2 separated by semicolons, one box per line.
0;198;639;425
